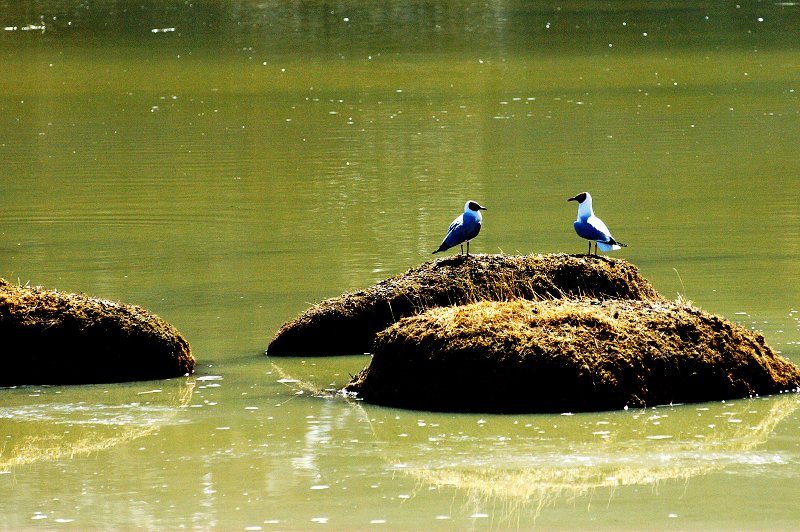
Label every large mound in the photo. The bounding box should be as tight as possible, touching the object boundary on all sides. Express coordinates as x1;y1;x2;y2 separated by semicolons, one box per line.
267;254;663;356
345;299;800;413
0;279;195;386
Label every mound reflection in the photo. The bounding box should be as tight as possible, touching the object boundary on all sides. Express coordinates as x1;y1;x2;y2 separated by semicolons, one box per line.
0;379;194;470
271;360;799;523
366;394;799;518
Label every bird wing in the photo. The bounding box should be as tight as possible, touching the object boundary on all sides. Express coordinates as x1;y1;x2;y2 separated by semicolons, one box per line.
444;214;483;247
433;215;464;253
447;216;462;234
575;216;614;242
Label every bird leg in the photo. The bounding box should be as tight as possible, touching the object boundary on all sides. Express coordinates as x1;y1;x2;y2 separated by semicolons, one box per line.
460;243;465;256
466;240;470;257
587;241;591;255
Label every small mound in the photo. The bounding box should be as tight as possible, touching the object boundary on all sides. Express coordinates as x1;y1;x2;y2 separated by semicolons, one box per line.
0;279;195;386
267;253;663;356
345;299;800;413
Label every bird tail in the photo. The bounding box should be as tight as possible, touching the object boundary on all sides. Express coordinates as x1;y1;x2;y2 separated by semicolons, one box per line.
598;238;627;252
432;243;447;254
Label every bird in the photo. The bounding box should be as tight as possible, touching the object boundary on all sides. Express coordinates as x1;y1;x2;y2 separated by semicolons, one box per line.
567;191;627;255
432;200;487;256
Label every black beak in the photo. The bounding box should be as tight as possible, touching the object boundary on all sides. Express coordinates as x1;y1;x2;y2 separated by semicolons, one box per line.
567;196;578;202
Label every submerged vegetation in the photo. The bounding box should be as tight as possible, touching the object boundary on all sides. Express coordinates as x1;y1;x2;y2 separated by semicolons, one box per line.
0;279;194;386
267;253;662;356
345;299;800;413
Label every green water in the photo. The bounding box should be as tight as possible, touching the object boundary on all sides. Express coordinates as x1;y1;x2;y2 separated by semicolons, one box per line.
1;1;799;529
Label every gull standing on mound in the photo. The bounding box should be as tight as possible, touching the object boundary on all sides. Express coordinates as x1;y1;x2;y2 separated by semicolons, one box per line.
432;200;487;256
568;191;627;255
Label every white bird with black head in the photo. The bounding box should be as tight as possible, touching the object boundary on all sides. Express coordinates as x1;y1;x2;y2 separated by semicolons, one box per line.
433;200;487;256
568;191;627;255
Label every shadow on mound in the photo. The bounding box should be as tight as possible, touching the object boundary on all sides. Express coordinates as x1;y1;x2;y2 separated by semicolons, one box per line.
344;299;800;413
0;279;194;386
267;254;663;356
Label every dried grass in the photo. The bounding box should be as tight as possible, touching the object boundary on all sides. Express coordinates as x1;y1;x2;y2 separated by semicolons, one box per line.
267;253;662;356
345;299;800;413
0;279;194;386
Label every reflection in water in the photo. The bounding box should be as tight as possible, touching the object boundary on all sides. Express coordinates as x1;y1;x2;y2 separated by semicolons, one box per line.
365;395;799;523
271;359;799;524
0;379;194;471
271;362;368;481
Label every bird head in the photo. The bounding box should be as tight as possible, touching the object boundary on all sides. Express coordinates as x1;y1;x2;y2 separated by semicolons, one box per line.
567;192;591;204
465;200;487;212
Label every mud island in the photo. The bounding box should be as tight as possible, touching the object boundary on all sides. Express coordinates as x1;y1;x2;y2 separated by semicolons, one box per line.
267;253;661;357
345;298;800;412
268;254;800;413
0;279;194;386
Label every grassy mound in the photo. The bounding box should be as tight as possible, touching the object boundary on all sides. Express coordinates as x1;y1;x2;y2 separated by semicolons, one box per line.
0;279;195;386
267;253;663;356
345;299;800;413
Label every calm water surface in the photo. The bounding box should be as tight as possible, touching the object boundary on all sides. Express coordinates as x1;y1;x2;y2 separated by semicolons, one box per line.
1;1;799;529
